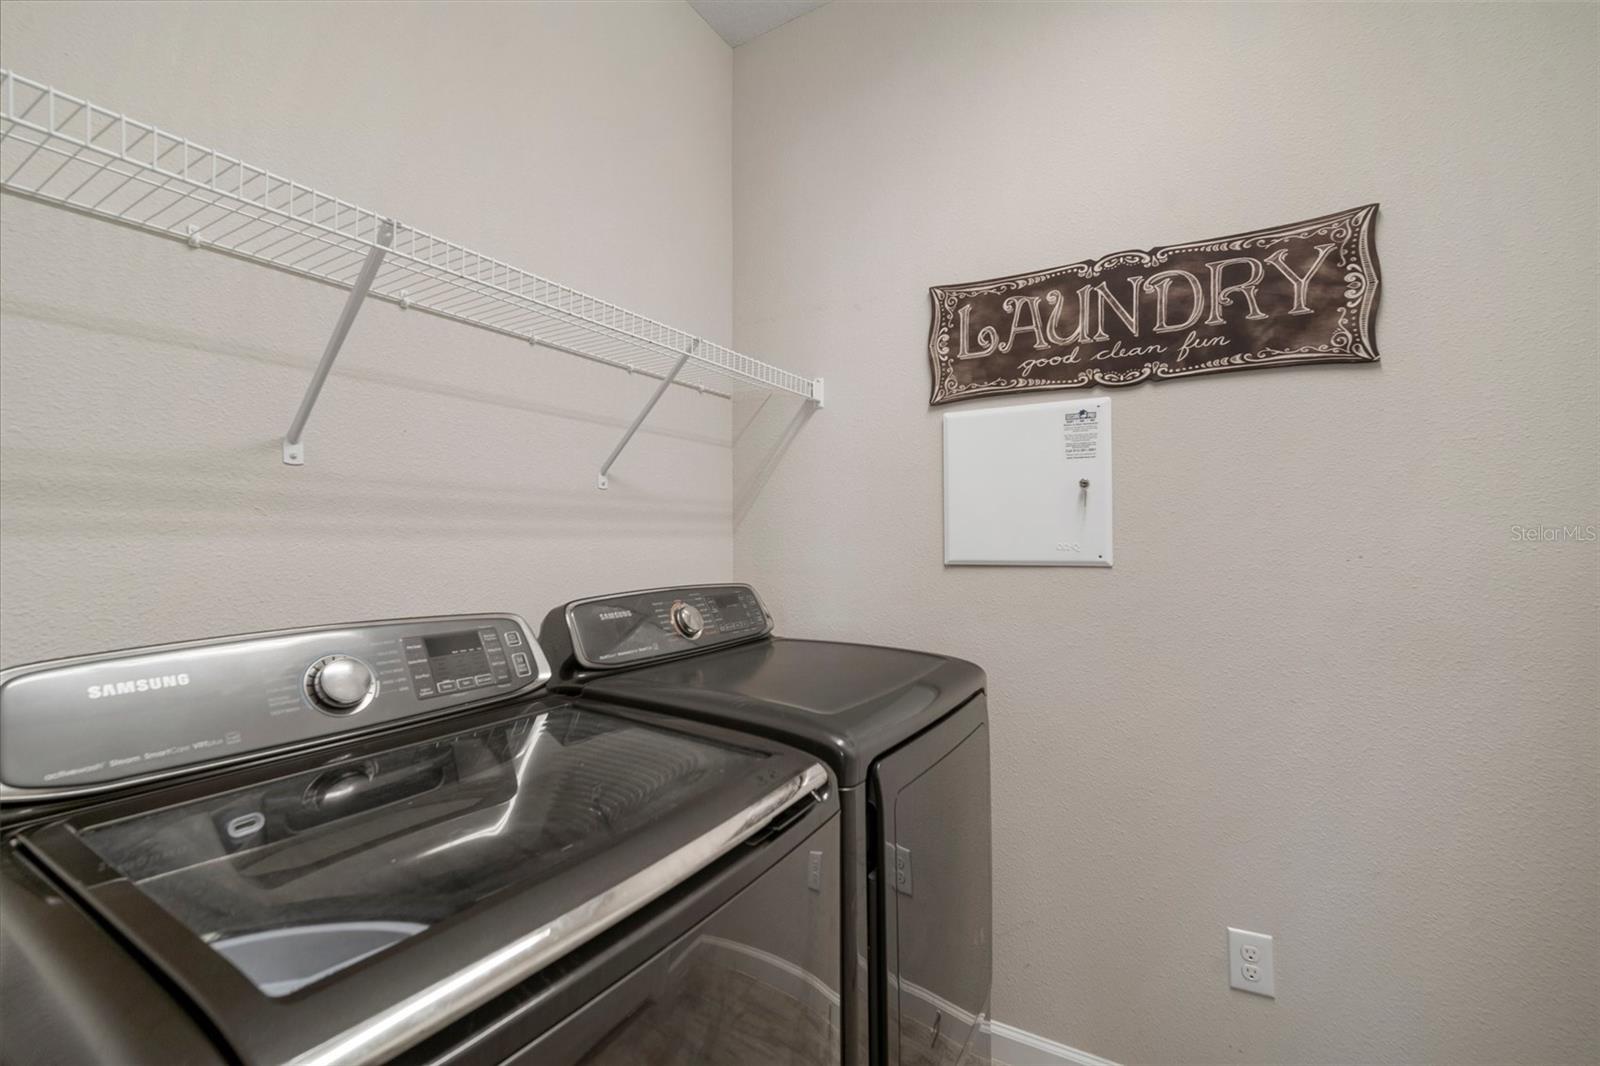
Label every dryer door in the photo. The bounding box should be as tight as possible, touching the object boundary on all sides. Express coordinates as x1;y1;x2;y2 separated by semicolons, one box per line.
870;695;991;1066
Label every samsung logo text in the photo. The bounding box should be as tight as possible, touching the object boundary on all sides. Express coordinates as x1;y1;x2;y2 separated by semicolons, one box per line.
88;674;191;699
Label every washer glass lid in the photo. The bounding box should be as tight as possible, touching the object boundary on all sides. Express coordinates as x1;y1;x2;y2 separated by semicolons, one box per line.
70;704;765;997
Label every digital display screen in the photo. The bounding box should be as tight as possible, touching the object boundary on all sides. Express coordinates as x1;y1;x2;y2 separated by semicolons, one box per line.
713;592;743;610
425;630;490;682
424;631;483;658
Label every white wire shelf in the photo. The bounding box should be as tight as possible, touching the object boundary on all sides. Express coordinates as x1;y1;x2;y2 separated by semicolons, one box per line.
0;70;822;480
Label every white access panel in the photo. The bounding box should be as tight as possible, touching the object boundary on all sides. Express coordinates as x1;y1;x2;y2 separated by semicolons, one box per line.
943;397;1112;566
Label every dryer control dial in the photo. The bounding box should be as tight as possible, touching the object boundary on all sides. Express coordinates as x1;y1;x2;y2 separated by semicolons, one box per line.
670;602;705;640
307;656;377;714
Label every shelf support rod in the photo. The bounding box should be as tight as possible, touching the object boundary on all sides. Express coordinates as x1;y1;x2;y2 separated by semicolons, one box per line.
282;218;395;465
597;338;699;490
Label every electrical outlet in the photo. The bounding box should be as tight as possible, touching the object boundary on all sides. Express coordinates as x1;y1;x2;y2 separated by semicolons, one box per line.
1228;928;1275;998
893;845;913;896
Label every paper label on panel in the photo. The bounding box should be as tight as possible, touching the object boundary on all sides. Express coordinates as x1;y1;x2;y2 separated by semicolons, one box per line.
1063;408;1099;460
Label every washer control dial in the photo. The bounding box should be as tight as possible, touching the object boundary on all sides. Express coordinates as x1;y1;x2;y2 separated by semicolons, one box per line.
670;601;705;640
306;656;377;714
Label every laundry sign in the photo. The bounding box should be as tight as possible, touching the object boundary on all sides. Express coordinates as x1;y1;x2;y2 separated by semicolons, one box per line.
926;204;1381;405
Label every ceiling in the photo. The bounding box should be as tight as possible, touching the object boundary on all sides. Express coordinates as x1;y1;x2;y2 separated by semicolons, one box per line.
689;1;830;47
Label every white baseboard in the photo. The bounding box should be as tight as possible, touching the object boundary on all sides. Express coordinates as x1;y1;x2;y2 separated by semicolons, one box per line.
688;935;1119;1066
986;1019;1119;1066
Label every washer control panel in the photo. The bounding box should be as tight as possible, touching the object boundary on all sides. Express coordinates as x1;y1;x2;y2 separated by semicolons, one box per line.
0;614;550;800
563;584;770;669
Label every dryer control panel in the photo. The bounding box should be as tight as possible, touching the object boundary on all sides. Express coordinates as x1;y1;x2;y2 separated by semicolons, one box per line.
554;584;771;671
0;614;550;801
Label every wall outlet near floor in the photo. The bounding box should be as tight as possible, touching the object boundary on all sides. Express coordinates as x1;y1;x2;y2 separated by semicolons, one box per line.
1228;927;1275;998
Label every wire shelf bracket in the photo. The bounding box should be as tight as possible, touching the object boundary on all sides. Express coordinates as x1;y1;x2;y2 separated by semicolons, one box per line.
282;219;394;465
598;338;698;490
0;70;825;481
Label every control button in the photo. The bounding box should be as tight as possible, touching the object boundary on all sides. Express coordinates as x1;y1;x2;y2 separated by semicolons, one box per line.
457;677;476;690
475;674;494;685
437;679;456;693
306;656;377;715
670;601;705;640
226;813;265;840
504;630;523;647
512;652;532;677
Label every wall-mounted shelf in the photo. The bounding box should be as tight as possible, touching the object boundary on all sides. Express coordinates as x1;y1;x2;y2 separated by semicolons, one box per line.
0;70;822;486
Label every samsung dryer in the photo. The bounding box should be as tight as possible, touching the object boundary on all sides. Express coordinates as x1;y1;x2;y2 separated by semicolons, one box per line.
541;584;992;1066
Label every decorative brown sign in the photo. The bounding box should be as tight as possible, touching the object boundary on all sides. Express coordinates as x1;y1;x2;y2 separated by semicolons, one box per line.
927;204;1381;405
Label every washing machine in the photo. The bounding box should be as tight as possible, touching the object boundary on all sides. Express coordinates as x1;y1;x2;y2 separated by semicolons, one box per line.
0;612;840;1066
539;584;992;1066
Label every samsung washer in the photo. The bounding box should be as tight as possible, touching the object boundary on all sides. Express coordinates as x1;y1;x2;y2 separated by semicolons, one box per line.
0;613;841;1066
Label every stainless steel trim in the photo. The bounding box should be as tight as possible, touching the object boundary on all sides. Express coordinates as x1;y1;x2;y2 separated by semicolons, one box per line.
0;612;553;804
563;584;771;671
287;761;830;1066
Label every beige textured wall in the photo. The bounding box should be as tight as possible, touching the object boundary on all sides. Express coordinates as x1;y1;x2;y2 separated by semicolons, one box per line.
0;1;735;667
732;3;1599;1063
